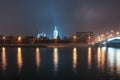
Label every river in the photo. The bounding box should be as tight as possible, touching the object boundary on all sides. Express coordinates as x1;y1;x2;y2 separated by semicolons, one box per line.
0;47;120;80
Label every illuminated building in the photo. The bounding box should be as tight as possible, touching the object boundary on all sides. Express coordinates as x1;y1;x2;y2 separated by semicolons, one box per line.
75;32;94;44
53;26;58;39
37;32;46;39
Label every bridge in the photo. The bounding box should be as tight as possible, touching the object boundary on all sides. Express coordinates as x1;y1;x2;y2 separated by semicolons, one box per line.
95;30;120;47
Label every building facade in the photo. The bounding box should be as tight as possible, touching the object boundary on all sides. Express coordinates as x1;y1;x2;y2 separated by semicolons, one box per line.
53;26;58;39
75;32;94;44
37;32;46;39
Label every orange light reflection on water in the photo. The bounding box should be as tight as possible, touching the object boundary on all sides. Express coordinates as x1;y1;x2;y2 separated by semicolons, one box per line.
36;47;40;71
53;48;58;72
97;47;105;70
2;47;7;72
73;47;77;71
17;47;23;73
97;47;101;70
88;47;91;69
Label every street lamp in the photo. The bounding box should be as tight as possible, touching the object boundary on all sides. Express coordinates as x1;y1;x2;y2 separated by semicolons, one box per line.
3;36;6;44
88;36;91;44
73;36;76;43
98;36;101;42
18;36;22;44
116;32;119;36
111;30;113;33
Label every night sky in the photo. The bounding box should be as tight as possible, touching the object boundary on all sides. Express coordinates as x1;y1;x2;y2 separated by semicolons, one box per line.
1;0;120;37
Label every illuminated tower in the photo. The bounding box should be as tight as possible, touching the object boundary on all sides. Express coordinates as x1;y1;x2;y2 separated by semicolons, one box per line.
53;26;58;39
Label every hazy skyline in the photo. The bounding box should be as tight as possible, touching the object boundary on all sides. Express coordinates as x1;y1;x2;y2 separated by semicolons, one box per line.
0;0;120;37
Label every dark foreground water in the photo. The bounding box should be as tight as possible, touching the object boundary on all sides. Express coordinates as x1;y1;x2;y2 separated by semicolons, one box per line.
0;47;120;80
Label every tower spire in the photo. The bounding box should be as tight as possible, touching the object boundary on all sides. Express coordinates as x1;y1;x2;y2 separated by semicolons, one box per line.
53;26;58;39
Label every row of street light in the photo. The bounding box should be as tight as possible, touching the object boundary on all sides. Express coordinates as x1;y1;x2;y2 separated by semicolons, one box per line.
95;30;120;43
2;36;22;44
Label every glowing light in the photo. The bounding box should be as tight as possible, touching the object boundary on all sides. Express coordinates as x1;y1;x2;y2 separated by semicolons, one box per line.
97;47;101;69
111;30;113;33
101;47;105;70
101;34;104;37
3;36;6;40
116;32;119;35
53;26;58;39
37;34;40;39
18;36;22;43
17;47;23;73
109;34;113;37
53;48;58;72
2;47;7;72
73;36;76;39
73;48;77;71
107;48;114;73
106;32;109;35
36;48;40;71
73;35;77;43
97;36;101;41
105;47;120;76
97;47;105;70
108;37;120;42
96;28;120;43
88;47;91;69
116;49;120;76
3;36;6;44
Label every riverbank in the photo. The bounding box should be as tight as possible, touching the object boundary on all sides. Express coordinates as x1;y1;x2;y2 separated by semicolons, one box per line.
0;43;94;48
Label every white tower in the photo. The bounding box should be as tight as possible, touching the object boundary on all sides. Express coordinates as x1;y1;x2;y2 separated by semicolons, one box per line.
53;26;58;39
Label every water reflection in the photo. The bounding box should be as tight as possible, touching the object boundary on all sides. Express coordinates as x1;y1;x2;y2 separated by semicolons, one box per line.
73;47;77;71
17;47;23;73
116;49;120;76
97;47;101;70
96;47;120;76
97;47;105;71
2;47;7;72
107;48;115;73
36;47;40;71
88;47;91;69
53;48;58;72
101;47;105;70
0;46;120;79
